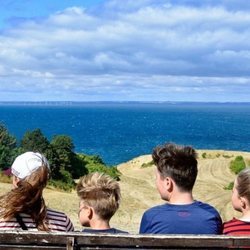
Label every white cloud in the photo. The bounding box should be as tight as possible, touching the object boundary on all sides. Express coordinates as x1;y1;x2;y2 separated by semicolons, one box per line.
0;1;250;101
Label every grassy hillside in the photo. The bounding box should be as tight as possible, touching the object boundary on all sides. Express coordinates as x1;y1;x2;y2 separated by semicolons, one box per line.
1;150;250;233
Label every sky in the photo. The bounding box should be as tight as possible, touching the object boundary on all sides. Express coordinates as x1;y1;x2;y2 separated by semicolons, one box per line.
0;0;250;102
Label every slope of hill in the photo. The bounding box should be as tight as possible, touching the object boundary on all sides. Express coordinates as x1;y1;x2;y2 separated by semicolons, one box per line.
0;150;250;233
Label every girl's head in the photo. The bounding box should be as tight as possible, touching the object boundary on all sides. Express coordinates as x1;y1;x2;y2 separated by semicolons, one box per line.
0;152;50;231
232;168;250;212
11;151;50;182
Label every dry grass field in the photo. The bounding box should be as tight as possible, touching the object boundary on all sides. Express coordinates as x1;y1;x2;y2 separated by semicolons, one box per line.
1;150;250;233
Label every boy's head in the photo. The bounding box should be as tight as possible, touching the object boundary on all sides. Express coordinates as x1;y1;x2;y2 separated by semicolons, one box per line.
152;143;198;192
76;172;121;225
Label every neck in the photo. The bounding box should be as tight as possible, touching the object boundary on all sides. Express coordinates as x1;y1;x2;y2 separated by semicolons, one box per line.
240;210;250;221
89;219;110;230
168;191;194;205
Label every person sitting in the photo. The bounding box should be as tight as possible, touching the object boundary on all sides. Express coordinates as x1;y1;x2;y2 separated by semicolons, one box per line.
0;151;74;231
77;172;128;234
139;143;222;234
223;168;250;235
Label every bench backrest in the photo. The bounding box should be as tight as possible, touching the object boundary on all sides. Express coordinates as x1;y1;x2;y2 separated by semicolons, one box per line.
0;231;250;249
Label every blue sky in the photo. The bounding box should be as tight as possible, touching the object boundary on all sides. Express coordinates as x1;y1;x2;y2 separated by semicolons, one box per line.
0;0;250;102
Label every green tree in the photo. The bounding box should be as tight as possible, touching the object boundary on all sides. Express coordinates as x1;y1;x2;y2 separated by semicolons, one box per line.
45;145;61;180
50;135;88;179
50;135;74;171
0;123;18;170
20;128;49;153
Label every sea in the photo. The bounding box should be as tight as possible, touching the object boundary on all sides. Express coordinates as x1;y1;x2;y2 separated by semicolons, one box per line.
0;102;250;165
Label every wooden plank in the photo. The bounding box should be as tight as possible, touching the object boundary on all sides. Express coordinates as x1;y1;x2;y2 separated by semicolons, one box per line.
0;245;65;250
0;232;250;249
0;231;71;249
74;234;250;249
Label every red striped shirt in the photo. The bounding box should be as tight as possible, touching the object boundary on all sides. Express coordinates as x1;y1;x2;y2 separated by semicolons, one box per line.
223;218;250;235
0;208;74;232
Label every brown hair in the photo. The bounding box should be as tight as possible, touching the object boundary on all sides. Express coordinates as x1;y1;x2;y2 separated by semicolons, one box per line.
76;172;121;221
0;162;50;231
152;142;198;191
236;168;250;202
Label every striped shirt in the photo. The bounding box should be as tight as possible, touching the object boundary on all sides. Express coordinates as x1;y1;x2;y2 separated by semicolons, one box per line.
0;208;74;232
223;218;250;235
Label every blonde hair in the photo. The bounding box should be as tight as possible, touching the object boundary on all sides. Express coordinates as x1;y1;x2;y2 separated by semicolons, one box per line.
237;168;250;202
76;172;121;220
0;161;50;231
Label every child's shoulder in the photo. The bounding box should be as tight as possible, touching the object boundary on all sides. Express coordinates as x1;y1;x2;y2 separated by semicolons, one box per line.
194;201;221;217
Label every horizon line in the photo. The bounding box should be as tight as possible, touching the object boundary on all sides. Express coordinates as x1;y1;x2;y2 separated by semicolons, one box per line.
0;101;250;105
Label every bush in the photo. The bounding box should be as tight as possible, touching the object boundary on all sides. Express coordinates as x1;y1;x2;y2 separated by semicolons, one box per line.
202;152;207;159
78;153;120;180
141;160;154;168
223;154;232;158
48;179;76;192
224;181;234;190
0;172;12;183
230;156;246;174
86;164;120;180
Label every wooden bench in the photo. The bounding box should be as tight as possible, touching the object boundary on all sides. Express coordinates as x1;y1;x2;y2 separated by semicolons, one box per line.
0;231;250;249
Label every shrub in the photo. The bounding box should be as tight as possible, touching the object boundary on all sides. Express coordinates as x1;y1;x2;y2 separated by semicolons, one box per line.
48;179;76;192
223;154;232;158
230;156;246;174
141;160;154;168
87;164;120;180
78;153;120;180
224;181;234;190
202;152;207;159
0;172;12;183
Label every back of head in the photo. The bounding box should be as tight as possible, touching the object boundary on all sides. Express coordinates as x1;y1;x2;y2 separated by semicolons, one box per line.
77;172;121;220
152;143;198;192
236;168;250;202
0;151;50;230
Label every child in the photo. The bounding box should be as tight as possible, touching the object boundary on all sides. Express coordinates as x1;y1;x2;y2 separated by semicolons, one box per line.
223;168;250;235
139;143;222;234
0;151;74;231
76;172;128;234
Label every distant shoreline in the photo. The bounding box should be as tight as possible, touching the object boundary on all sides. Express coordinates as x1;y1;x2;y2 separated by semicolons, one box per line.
1;101;250;106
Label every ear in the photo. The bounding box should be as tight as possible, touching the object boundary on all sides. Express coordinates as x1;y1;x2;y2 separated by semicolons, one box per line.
87;206;94;219
12;175;20;188
164;176;174;192
240;197;248;209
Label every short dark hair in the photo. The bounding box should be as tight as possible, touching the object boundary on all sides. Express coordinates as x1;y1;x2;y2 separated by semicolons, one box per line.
152;143;198;192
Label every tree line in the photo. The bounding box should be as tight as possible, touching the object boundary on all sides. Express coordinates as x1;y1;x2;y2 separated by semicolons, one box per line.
0;123;120;190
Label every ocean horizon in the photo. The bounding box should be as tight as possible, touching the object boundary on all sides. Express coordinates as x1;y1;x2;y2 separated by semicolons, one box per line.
0;102;250;165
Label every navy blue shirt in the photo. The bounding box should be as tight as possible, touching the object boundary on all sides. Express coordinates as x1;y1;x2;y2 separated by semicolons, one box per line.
82;228;129;234
139;201;222;234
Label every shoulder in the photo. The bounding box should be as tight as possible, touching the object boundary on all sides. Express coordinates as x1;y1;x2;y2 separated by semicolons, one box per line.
46;208;74;232
112;228;129;234
194;201;221;216
224;218;238;225
141;204;170;223
46;208;68;217
144;204;168;214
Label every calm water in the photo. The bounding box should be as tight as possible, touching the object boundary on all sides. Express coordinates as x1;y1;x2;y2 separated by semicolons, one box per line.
0;102;250;165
